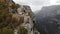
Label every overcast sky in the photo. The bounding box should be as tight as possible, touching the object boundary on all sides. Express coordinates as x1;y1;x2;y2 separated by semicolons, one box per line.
13;0;60;12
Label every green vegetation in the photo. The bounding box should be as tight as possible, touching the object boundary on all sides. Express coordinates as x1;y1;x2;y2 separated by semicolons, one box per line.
0;0;20;34
18;26;28;34
0;28;14;34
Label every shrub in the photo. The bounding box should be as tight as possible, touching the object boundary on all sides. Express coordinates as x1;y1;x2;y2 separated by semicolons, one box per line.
18;26;28;34
2;28;14;34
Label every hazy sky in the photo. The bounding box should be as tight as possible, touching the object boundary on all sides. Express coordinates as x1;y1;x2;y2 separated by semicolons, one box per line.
13;0;60;12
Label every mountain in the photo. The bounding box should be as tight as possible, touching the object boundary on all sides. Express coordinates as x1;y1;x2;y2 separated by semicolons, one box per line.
36;5;60;18
35;5;60;34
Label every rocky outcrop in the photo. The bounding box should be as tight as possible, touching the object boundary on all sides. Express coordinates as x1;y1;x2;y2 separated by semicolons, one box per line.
0;0;39;34
17;5;34;19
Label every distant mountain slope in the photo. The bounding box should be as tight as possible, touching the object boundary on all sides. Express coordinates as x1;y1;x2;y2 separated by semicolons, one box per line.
36;5;60;18
35;5;60;34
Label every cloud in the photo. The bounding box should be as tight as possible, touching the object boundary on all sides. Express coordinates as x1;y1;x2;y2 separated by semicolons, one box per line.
16;0;50;6
13;0;60;12
31;0;50;6
30;5;42;11
56;0;60;5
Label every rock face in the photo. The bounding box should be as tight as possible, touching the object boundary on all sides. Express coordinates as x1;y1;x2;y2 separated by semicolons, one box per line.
17;5;40;34
17;5;32;13
23;5;32;12
17;5;34;19
17;5;34;34
20;13;33;34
